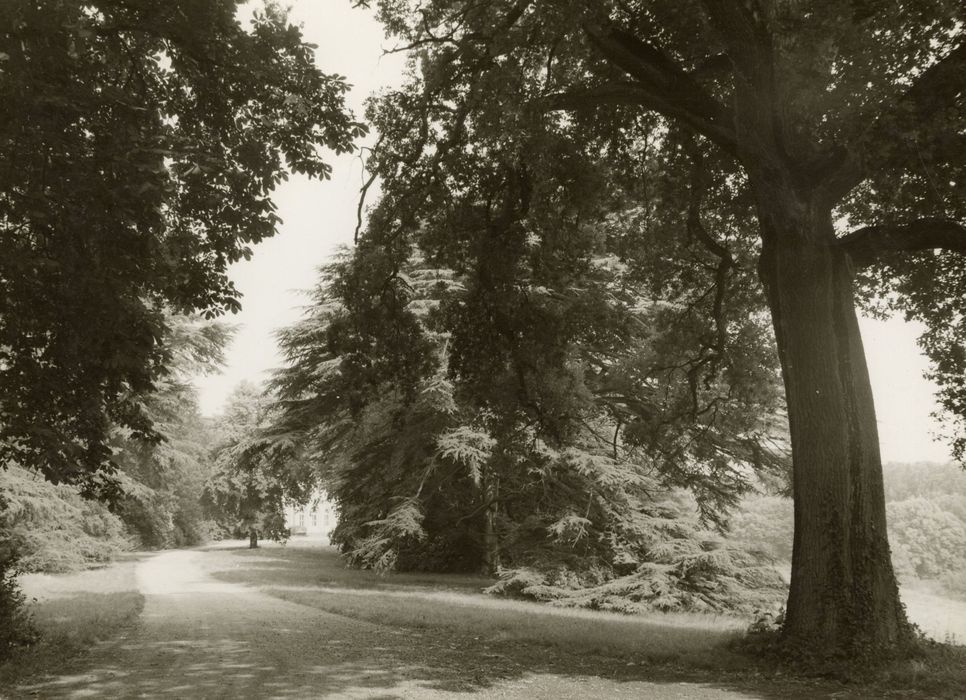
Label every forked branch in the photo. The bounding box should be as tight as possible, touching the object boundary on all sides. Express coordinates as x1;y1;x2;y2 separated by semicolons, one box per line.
551;25;738;155
824;41;966;202
838;218;966;267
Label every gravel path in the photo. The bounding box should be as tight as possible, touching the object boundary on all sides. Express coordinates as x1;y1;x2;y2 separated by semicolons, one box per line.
12;550;772;699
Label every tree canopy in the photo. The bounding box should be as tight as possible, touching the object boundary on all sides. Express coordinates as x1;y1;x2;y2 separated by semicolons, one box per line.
0;0;364;486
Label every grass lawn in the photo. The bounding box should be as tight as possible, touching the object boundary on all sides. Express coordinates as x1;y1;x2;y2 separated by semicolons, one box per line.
0;554;146;690
203;540;966;699
205;541;745;667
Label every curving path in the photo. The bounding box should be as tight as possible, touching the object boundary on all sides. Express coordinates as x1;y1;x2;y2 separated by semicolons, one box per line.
14;550;773;699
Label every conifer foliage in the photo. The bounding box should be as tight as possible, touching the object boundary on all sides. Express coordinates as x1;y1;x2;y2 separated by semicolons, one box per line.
111;315;232;548
266;241;788;612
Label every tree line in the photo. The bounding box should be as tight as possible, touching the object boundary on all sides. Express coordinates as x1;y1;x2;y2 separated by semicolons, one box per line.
2;0;965;667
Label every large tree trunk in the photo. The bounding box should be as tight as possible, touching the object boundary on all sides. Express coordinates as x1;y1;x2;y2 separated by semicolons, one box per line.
249;529;259;549
756;196;912;653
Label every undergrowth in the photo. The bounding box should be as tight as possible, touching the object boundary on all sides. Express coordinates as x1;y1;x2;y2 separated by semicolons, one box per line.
0;493;38;661
732;610;966;698
0;554;37;661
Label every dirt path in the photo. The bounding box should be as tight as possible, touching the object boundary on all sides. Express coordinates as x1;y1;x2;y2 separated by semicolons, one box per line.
13;549;767;699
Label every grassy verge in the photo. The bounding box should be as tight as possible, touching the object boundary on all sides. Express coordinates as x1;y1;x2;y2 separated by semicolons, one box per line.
0;554;146;690
274;587;742;662
203;542;744;665
203;541;966;698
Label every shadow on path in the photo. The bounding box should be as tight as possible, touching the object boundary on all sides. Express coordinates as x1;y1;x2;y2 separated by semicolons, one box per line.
13;548;878;699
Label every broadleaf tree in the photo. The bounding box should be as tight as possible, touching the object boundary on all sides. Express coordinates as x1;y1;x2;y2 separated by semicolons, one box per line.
205;381;314;548
357;0;965;654
0;0;364;487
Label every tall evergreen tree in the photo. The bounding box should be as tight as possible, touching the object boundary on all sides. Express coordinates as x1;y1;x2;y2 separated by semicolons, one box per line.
267;244;786;612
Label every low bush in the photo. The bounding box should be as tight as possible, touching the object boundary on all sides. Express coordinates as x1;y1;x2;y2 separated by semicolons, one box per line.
0;495;38;661
488;544;787;615
0;560;36;661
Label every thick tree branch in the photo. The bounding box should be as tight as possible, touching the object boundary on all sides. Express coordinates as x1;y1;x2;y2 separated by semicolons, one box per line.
355;170;377;244
570;26;738;155
354;134;384;244
543;82;732;155
838;218;966;267
698;0;772;82
823;42;966;202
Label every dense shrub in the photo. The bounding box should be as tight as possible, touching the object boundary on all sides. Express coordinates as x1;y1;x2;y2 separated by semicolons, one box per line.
0;558;36;660
488;541;786;615
0;466;130;573
0;493;37;659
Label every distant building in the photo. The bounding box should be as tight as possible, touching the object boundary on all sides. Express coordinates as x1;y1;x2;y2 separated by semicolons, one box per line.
284;492;336;539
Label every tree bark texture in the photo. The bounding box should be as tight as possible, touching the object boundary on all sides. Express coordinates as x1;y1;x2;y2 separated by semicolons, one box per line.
756;190;911;652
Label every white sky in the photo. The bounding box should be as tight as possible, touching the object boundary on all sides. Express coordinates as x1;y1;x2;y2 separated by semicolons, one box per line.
192;0;954;465
193;0;406;414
